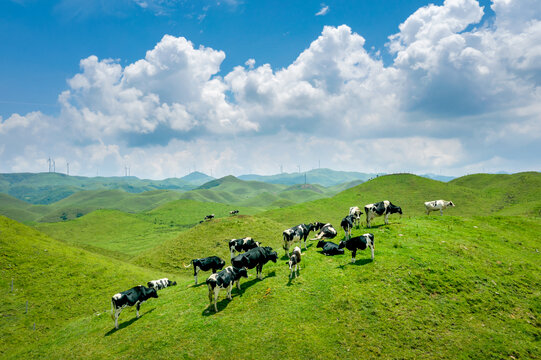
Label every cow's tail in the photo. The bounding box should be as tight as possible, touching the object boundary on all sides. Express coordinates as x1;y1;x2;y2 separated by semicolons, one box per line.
183;259;194;268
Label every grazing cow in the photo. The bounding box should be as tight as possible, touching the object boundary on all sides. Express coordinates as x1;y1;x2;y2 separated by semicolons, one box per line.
349;206;363;227
206;266;248;312
340;215;355;240
364;201;402;228
147;278;177;290
232;246;278;279
229;210;239;215
282;223;317;255
204;214;215;221
228;237;260;259
111;285;158;329
184;256;226;285
316;240;344;256
311;223;338;241
424;200;455;216
288;246;302;279
338;233;375;263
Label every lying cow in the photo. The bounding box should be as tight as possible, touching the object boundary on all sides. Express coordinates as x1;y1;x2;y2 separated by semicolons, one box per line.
204;214;215;221
229;237;260;259
340;215;355;240
424;200;455;216
206;266;248;312
282;223;317;255
147;278;177;290
232;246;278;279
349;206;363;227
338;233;375;263
364;201;402;228
229;210;239;215
288;246;302;279
184;256;226;285
111;285;158;329
311;223;337;241
316;240;344;256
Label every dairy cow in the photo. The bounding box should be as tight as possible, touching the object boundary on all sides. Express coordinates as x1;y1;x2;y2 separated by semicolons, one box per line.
232;246;278;279
288;246;302;279
206;266;248;312
424;200;455;216
282;223;317;255
228;237;260;259
147;278;177;290
349;206;363;227
364;201;402;228
339;233;375;263
316;240;344;256
311;223;338;241
340;215;355;240
111;285;158;329
184;256;226;285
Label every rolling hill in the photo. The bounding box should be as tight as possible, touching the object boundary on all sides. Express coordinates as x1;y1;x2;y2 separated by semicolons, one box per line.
238;168;376;186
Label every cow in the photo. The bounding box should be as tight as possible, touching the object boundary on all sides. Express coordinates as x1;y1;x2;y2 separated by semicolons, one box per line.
424;200;455;216
232;246;278;279
340;215;355;240
282;223;317;255
316;240;344;256
111;285;158;329
228;237;260;259
184;256;226;285
364;201;402;228
204;214;215;221
147;278;177;290
311;223;338;241
288;246;302;279
349;206;363;227
229;210;239;215
338;233;375;263
206;266;248;312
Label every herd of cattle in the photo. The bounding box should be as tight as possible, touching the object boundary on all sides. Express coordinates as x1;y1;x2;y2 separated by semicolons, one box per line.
110;199;455;329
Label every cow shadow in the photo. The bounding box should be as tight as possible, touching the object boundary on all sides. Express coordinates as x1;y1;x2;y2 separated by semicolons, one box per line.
104;308;155;336
336;258;373;269
202;298;233;315
190;282;206;288
237;271;276;295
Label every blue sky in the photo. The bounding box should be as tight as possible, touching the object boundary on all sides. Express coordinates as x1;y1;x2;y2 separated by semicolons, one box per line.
0;0;539;179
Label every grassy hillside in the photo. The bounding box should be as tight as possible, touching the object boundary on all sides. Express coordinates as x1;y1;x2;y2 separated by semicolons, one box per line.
0;193;49;223
0;215;169;358
238;168;374;186
11;213;540;359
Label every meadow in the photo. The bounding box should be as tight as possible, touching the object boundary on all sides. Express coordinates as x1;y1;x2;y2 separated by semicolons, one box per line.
0;172;539;359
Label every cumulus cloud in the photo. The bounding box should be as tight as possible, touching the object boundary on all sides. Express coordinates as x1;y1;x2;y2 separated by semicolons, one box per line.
1;0;540;178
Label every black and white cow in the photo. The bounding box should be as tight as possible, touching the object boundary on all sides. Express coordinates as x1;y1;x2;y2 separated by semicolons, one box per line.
288;246;302;279
232;246;278;279
228;237;260;259
204;214;215;221
424;200;455;216
338;233;375;263
206;266;248;312
311;223;338;241
111;285;158;329
316;240;344;256
282;223;317;255
184;256;226;285
364;201;402;228
349;206;363;227
340;215;355;239
147;278;177;290
229;210;239;215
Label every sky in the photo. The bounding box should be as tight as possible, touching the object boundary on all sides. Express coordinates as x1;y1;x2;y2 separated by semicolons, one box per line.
0;0;540;179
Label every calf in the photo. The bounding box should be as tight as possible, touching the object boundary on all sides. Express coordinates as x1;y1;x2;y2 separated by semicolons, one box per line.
316;240;344;256
349;206;363;227
229;210;239;215
232;246;278;279
206;266;248;312
424;200;455;216
311;223;338;241
204;214;215;221
288;246;302;279
184;256;226;285
111;285;158;329
364;201;402;228
147;278;177;290
228;237;260;259
338;233;375;263
340;215;355;240
282;223;317;255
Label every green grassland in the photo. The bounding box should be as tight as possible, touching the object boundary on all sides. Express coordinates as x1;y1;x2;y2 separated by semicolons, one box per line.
1;172;540;359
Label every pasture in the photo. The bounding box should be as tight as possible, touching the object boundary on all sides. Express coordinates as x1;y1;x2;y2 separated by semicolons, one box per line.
1;173;539;359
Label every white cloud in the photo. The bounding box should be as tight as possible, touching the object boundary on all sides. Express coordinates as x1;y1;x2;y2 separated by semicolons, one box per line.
315;4;329;16
1;0;540;178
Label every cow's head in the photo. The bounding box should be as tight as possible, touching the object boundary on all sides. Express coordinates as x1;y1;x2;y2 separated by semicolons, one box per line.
338;240;347;249
316;240;326;248
169;280;177;286
449;201;455;207
238;267;249;279
148;287;159;299
265;248;278;263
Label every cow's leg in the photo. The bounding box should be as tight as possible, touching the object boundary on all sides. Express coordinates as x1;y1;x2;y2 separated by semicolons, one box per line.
208;285;213;305
227;284;233;300
236;279;241;290
303;235;308;250
352;249;357;263
295;264;298;278
194;266;199;285
440;209;443;216
136;301;141;318
214;287;220;312
369;242;374;260
114;309;120;329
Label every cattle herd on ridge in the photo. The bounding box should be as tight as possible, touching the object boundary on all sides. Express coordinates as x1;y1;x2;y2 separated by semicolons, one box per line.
111;199;455;329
